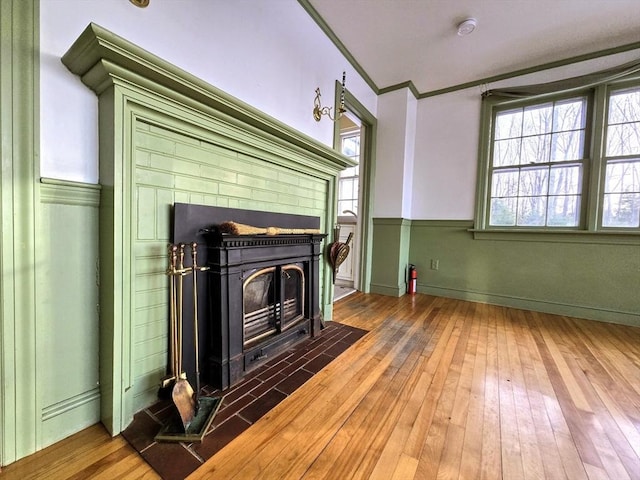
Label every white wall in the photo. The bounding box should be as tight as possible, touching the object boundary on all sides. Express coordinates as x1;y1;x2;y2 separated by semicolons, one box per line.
402;92;417;216
40;0;376;183
40;2;640;219
412;87;481;220
373;89;417;218
411;48;640;220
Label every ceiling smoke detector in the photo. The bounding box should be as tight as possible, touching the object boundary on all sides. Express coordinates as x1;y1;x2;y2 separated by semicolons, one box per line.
457;18;477;36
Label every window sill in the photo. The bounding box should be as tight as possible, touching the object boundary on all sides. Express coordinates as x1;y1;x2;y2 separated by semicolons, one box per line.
469;228;640;245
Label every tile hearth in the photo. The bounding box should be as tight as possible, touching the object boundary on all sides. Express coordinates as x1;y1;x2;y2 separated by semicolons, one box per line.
122;321;368;480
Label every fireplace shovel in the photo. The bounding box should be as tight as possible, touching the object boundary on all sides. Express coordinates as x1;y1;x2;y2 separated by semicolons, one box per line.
171;243;196;431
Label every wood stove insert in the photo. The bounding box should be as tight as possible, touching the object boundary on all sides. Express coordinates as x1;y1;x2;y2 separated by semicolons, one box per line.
202;229;325;390
172;203;326;391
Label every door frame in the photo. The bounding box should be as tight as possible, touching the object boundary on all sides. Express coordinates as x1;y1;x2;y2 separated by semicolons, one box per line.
333;85;377;294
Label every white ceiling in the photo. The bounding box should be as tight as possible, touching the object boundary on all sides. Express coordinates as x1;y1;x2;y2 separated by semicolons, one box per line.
306;0;640;94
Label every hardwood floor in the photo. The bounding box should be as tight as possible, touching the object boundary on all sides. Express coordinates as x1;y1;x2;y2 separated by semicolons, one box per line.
3;293;640;479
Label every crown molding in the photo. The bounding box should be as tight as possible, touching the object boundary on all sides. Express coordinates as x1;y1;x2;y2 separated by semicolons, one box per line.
296;2;640;100
297;0;379;94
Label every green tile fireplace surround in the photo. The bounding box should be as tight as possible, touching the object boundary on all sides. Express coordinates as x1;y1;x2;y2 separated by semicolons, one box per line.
58;23;355;439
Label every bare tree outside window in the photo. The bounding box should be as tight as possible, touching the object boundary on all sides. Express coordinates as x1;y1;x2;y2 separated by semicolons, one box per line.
603;87;640;228
489;98;586;227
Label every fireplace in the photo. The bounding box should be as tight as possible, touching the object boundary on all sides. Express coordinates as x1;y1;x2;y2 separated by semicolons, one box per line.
173;203;326;391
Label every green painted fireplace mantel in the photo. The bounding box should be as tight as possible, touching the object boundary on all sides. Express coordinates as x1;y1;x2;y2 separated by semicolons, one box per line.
61;23;355;436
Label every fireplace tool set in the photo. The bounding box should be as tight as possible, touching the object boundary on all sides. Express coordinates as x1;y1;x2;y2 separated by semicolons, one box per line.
155;242;222;443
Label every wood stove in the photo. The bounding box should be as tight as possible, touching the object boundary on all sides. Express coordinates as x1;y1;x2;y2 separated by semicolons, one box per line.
173;203;326;391
202;230;325;389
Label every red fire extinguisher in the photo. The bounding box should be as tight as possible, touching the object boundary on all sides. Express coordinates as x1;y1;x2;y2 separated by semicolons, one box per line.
408;264;418;295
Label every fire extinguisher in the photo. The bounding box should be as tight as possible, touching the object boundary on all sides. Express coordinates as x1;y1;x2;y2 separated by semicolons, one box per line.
408;264;418;295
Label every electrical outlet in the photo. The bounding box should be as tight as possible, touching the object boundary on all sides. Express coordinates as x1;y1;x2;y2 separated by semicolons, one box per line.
431;259;439;270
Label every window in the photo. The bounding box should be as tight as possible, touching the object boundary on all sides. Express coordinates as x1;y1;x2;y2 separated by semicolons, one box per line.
490;97;587;227
338;131;360;215
603;86;640;228
477;67;640;234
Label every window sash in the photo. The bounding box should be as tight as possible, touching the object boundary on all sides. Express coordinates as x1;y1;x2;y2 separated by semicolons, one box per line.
599;84;640;228
487;96;589;228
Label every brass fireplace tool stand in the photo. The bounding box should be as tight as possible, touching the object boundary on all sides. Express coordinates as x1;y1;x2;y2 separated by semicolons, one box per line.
155;242;222;443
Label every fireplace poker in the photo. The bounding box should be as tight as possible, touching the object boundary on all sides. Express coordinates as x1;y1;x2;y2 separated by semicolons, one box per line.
160;244;178;389
171;243;196;431
190;242;209;414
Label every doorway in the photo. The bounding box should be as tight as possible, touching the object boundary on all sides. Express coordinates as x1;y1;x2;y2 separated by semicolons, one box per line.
332;87;376;302
334;112;361;300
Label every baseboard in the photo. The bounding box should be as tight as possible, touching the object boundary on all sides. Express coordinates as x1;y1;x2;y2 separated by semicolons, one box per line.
41;388;101;449
419;285;640;327
369;282;405;297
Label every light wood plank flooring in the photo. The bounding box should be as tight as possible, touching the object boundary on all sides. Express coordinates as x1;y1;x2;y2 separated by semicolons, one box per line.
3;293;640;479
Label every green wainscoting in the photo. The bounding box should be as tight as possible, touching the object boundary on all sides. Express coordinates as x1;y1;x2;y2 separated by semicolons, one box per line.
38;180;101;449
370;218;412;297
62;23;353;435
409;220;640;326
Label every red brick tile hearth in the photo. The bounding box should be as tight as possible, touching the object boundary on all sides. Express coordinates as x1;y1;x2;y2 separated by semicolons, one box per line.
122;322;367;480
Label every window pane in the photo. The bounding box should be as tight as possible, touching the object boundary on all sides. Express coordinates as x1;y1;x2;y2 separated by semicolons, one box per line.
602;193;640;227
523;103;552;136
608;88;640;124
338;130;361;217
488;96;587;229
547;195;580;226
553;98;587;131
606;122;640;156
337;200;349;215
551;130;584;161
549;165;581;195
517;196;547;226
495;109;522;140
605;160;640;193
519;166;549;197
340;166;358;178
339;178;354;199
521;134;550;164
490;198;517;225
492;169;519;198
493;138;521;166
342;136;360;156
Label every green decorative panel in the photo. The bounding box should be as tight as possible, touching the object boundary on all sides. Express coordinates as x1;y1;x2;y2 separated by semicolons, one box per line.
370;218;412;297
38;181;101;447
410;220;640;326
